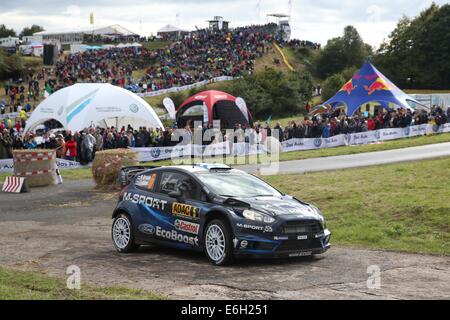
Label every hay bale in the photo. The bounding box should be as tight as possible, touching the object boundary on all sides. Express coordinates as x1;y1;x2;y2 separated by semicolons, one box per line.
92;149;138;189
13;149;57;187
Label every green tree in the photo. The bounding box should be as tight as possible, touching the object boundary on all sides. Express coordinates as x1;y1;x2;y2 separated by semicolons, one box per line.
315;26;372;79
0;24;16;38
0;54;23;80
374;3;450;89
227;68;314;118
19;25;44;38
321;73;346;101
0;50;6;77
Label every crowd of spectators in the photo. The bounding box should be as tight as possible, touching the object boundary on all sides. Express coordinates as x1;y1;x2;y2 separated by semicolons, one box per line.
1;105;449;161
286;39;321;50
271;105;450;140
1;23;283;107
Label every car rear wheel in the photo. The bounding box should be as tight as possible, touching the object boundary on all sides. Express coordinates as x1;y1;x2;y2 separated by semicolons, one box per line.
112;213;140;253
204;219;234;266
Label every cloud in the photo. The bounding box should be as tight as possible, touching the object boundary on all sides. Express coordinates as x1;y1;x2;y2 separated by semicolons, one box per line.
1;0;448;47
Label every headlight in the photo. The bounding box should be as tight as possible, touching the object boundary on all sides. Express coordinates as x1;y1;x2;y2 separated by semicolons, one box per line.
242;209;275;224
310;205;325;228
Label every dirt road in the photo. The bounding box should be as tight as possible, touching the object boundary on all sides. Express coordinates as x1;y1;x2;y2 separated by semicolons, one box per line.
1;180;449;299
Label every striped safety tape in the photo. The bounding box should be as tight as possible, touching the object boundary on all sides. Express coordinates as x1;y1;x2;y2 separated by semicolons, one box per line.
16;168;56;176
14;156;54;163
14;152;54;159
2;176;25;193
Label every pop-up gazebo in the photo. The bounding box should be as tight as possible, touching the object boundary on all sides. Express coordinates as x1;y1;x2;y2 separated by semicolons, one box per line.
24;83;164;133
176;90;253;129
323;62;427;115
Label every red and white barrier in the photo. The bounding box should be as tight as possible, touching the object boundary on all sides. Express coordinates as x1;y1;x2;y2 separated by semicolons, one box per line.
2;176;26;193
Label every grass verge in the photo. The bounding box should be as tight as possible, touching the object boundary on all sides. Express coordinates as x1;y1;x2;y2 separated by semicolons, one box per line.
0;266;165;300
263;157;450;255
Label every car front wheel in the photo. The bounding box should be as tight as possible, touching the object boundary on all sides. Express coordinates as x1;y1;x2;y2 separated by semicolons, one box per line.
112;213;140;253
204;219;234;266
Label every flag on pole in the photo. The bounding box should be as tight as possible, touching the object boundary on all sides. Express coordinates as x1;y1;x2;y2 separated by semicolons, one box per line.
266;115;272;124
43;84;52;98
90;13;94;25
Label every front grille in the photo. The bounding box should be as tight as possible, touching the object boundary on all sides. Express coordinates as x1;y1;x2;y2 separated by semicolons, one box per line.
277;239;322;251
281;220;322;235
252;242;276;251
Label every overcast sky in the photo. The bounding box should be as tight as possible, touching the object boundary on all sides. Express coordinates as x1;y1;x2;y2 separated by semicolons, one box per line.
1;0;447;48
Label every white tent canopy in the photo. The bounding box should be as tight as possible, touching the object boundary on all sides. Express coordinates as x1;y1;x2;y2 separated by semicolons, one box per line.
157;24;185;33
24;83;164;133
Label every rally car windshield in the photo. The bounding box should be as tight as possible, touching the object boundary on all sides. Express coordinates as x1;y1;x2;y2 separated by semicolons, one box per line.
195;172;282;198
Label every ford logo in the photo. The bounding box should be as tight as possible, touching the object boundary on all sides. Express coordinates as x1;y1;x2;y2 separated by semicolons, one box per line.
138;224;155;235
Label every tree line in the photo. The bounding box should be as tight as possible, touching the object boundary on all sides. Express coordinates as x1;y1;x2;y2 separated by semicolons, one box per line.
290;2;449;100
0;24;44;38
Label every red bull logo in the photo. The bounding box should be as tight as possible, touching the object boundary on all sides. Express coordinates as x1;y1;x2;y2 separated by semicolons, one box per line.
364;77;390;95
340;79;357;95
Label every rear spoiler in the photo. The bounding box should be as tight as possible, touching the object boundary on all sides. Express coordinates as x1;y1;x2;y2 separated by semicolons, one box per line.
118;166;158;188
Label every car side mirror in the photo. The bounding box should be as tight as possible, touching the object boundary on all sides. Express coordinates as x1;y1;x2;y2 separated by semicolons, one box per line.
168;190;182;199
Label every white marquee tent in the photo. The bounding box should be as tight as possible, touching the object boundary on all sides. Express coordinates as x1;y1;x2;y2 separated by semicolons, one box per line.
24;83;164;133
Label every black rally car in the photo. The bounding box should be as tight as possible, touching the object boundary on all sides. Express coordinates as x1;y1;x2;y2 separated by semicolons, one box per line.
112;163;331;265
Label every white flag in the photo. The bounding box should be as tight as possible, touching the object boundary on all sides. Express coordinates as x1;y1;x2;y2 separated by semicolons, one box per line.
235;97;249;122
162;97;176;119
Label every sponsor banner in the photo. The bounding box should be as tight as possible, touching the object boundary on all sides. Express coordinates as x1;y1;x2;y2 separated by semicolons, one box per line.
202;141;230;157
429;122;450;134
408;124;429;137
376;127;405;141
232;142;267;156
281;124;449;152
346;131;378;145
55;159;88;170
131;145;193;161
323;135;346;148
0;158;87;173
131;142;230;161
0;159;14;173
281;135;346;152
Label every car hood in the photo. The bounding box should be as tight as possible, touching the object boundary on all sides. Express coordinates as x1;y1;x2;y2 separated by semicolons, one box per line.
231;195;321;218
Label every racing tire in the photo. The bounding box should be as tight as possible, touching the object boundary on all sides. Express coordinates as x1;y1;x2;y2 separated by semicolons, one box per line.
112;213;140;253
204;219;234;266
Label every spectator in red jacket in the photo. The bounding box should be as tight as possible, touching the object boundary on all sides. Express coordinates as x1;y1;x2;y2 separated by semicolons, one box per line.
65;135;77;161
367;117;376;131
15;120;21;132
